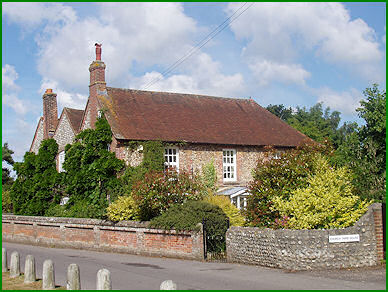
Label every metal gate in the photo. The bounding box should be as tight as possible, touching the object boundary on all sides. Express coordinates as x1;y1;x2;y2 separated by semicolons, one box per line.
202;218;229;262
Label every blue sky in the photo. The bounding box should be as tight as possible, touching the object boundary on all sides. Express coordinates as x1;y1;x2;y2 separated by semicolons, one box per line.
2;2;386;163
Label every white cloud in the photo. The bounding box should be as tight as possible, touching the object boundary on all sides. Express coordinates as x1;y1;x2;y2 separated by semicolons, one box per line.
29;3;199;93
2;65;27;115
317;87;363;115
39;79;87;110
133;52;244;97
226;2;383;83
2;2;76;28
248;59;310;87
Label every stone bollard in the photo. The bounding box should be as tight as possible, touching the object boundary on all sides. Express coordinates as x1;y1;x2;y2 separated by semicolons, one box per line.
2;248;7;272
160;280;177;290
42;259;55;290
66;263;81;290
96;268;111;290
10;251;20;278
24;255;36;284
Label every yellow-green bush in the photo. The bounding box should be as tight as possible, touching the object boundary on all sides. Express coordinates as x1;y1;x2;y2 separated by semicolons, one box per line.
106;195;139;222
204;194;245;226
273;154;371;229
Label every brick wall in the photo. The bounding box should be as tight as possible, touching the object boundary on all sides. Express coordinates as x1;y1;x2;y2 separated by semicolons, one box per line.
2;215;204;261
226;203;384;270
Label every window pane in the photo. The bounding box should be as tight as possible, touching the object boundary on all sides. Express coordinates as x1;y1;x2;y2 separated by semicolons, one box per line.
173;156;176;162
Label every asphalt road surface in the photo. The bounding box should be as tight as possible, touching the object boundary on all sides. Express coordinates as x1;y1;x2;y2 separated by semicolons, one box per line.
3;242;385;290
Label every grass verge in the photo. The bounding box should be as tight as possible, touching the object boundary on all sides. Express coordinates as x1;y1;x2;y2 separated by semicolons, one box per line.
2;272;65;290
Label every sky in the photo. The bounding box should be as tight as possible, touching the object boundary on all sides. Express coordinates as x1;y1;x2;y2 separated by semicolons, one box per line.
2;2;386;163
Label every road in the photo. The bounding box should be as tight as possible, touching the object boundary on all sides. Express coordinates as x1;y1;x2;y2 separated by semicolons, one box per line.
3;242;385;290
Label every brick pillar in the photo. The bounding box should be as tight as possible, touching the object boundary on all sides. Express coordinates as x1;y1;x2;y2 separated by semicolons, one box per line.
87;43;106;129
373;205;384;261
42;89;58;139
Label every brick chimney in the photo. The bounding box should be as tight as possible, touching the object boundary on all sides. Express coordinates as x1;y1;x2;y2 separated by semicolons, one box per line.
89;43;106;99
42;88;58;139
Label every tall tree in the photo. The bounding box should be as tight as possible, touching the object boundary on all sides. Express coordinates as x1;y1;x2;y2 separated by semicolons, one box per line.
266;103;357;148
2;143;15;187
334;84;386;202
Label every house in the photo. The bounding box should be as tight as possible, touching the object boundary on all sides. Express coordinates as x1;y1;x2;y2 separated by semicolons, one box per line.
30;44;308;208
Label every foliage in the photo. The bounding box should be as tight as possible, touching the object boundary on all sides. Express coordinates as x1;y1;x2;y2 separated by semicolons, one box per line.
63;117;124;218
150;200;228;232
106;195;139;222
203;193;245;226
334;84;386;202
245;141;334;227
267;103;357;148
119;141;165;195
10;139;63;216
132;169;204;221
273;155;371;229
45;199;104;218
201;160;218;192
2;143;15;188
2;189;13;213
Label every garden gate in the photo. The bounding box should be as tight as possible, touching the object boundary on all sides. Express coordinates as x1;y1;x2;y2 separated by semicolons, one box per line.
202;218;229;262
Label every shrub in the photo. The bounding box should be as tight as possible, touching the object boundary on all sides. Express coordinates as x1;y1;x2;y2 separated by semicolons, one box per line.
201;160;217;192
273;154;371;229
63;117;124;218
151;201;229;253
203;194;245;226
245;140;333;227
10;139;63;216
2;189;13;213
106;195;139;222
132;170;204;220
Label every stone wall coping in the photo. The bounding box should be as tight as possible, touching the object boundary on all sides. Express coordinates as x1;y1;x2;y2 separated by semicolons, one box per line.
2;214;199;236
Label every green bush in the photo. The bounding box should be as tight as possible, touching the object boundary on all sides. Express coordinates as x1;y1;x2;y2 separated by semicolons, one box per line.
106;195;139;222
201;160;217;192
151;201;229;253
132;170;204;221
10;139;63;216
203;193;245;226
273;154;371;229
2;189;13;213
245;141;333;227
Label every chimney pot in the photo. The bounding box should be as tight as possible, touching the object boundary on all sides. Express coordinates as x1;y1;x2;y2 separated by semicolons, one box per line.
45;89;53;94
95;43;102;61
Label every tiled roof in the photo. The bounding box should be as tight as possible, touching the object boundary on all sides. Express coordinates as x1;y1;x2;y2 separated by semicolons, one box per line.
98;87;309;147
64;108;84;134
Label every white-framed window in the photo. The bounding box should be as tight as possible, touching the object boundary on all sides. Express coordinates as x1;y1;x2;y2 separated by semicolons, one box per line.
223;149;236;182
58;151;65;172
164;147;179;171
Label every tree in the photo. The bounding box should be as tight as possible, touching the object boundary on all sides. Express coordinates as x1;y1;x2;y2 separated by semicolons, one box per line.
2;143;15;187
245;141;334;227
273;154;370;229
267;103;356;148
62;116;124;218
10;139;63;215
334;84;386;202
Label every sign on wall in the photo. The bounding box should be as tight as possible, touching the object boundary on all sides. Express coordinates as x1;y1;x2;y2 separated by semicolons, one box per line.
329;234;360;243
